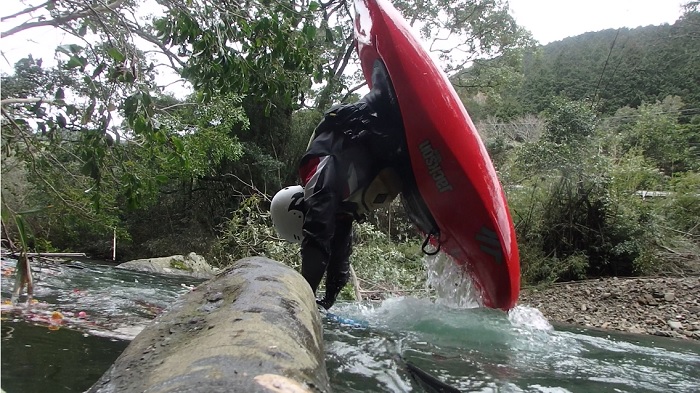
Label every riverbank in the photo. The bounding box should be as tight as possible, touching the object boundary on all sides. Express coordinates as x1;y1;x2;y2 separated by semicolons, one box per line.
519;276;700;340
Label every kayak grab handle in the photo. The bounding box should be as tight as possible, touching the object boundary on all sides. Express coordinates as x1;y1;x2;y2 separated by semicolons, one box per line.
421;232;441;255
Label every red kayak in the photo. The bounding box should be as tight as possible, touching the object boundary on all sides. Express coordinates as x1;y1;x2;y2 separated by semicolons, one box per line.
354;0;520;310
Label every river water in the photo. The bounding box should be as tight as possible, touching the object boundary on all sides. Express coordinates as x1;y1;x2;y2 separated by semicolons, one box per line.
1;255;699;392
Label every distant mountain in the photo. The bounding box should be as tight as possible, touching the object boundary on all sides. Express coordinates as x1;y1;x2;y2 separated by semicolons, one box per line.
455;10;700;121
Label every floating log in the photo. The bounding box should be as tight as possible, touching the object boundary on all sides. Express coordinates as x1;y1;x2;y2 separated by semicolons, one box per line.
87;256;329;393
1;252;87;258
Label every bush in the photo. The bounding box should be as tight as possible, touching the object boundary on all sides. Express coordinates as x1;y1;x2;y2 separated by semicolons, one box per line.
212;198;426;300
211;195;300;269
519;244;589;284
350;221;425;295
665;172;700;236
503;98;683;283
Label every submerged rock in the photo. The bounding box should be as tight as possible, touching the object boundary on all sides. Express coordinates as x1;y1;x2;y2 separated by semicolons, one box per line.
117;252;218;279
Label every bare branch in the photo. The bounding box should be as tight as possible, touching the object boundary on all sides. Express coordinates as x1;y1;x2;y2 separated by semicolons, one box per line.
1;1;52;22
1;108;94;217
332;36;355;78
127;22;186;69
159;102;199;112
222;173;271;202
2;19;57;37
1;0;126;37
1;97;54;105
340;81;367;102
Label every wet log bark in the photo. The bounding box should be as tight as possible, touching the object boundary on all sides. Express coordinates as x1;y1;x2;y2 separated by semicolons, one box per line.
88;256;329;393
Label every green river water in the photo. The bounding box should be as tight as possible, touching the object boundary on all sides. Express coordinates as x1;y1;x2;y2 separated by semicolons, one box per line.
1;256;699;392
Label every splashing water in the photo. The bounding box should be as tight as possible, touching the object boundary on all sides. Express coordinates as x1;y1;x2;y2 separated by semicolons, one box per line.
424;251;553;332
424;252;482;309
508;305;553;331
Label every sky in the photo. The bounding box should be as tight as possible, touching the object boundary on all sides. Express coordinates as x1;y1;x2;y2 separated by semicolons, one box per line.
508;0;685;45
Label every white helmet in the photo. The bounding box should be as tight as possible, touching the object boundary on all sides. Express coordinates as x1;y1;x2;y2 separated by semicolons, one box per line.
270;185;305;243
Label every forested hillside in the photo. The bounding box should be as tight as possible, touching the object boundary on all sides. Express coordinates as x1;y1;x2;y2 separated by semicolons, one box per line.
458;8;700;120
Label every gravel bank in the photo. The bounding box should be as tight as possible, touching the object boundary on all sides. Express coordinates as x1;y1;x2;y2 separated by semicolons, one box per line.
519;276;700;340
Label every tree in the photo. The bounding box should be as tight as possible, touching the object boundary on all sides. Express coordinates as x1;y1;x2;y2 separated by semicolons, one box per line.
313;0;534;110
1;0;534;267
600;96;698;176
505;98;651;281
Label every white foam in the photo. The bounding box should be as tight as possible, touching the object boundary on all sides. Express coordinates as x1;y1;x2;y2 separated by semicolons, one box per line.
508;305;553;331
528;385;573;393
87;325;145;341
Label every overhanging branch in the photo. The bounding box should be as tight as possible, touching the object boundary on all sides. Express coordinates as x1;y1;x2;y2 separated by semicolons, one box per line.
1;1;52;22
1;0;126;37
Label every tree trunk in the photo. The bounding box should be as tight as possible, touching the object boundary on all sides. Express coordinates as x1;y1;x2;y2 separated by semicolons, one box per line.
88;257;330;393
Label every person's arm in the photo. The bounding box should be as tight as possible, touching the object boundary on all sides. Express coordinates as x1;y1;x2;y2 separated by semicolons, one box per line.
299;154;340;295
317;214;353;309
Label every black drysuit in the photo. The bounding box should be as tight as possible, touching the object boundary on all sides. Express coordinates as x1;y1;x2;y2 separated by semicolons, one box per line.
299;61;404;309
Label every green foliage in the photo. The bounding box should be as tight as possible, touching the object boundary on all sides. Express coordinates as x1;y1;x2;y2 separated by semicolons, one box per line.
285;109;324;179
607;151;665;192
311;0;534;109
226;95;299;192
3;0;697;293
508;98;596;182
665;172;700;236
2;51;251;256
169;259;193;272
364;198;420;243
212;197;425;296
1;49;174;250
0;202;51;303
518;243;588;284
541;98;596;144
2;0;534;266
453;50;532;120
599;97;698;175
1;0;314;258
212;195;301;268
153;0;318;110
392;0;533;71
151;93;247;179
509;158;668;282
351;222;426;292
